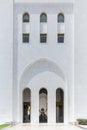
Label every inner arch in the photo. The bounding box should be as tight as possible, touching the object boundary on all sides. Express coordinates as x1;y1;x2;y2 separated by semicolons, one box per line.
20;59;65;88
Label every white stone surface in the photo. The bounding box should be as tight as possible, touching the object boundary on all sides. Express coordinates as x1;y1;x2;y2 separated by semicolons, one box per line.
0;0;87;125
22;23;30;33
7;124;82;130
40;23;47;34
13;3;74;123
0;0;13;123
74;0;87;119
57;23;65;33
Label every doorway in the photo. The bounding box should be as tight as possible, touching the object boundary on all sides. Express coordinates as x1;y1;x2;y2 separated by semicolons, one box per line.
39;88;48;123
56;88;64;123
23;88;31;123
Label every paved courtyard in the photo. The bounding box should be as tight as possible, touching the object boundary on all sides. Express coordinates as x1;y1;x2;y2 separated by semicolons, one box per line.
6;124;84;130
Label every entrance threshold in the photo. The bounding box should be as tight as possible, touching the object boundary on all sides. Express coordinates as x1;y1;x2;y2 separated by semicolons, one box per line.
19;123;68;126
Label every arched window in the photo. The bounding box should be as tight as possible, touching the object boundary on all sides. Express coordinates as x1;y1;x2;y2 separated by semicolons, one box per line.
40;13;47;22
23;13;29;22
58;13;64;23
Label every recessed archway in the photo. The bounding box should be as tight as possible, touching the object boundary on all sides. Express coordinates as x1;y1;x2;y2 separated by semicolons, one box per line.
56;88;64;123
19;59;67;123
20;59;65;88
39;88;48;123
23;88;31;123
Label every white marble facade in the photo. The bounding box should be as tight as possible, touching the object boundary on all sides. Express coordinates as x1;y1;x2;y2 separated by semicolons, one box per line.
0;0;87;124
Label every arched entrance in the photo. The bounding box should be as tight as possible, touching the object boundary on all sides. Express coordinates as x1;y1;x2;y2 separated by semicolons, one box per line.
39;88;48;123
56;88;64;123
18;59;68;123
23;88;31;123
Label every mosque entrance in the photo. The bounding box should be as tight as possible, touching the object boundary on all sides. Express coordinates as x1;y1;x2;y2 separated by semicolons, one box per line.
23;88;31;123
39;88;48;123
20;59;67;124
56;88;64;123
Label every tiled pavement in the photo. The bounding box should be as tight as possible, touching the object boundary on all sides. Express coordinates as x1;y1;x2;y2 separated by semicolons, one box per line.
6;124;84;130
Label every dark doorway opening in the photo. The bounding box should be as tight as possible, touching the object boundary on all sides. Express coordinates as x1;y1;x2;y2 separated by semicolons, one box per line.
56;88;64;123
39;88;48;123
23;88;31;123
